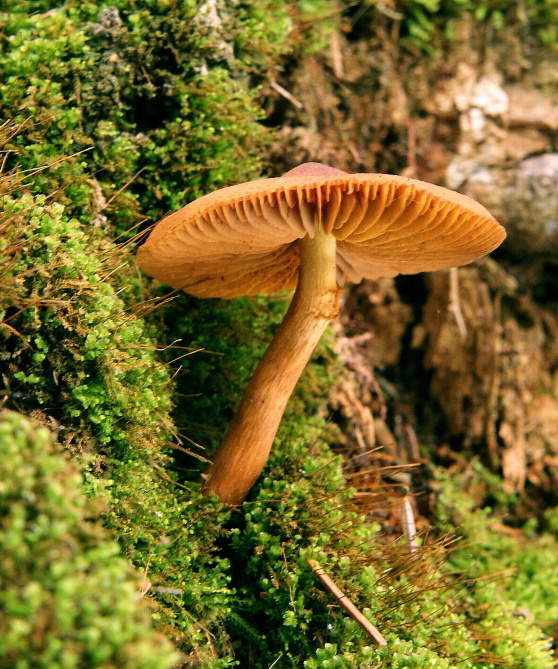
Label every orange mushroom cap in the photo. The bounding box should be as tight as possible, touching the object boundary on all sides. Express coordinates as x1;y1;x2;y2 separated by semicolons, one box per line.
137;163;506;298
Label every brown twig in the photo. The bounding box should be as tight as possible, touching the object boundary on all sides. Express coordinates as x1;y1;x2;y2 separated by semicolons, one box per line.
307;558;387;647
270;81;303;109
330;30;344;79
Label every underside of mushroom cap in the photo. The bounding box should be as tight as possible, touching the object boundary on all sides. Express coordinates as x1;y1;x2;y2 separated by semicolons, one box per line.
137;165;506;298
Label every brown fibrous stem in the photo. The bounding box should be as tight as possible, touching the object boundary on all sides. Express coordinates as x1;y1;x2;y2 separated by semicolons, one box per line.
201;228;340;505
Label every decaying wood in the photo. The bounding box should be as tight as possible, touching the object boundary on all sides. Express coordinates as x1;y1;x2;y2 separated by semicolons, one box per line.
423;266;558;494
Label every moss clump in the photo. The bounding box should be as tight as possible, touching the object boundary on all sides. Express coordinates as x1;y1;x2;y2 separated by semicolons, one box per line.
0;0;322;233
435;462;558;638
387;0;558;54
218;421;555;669
0;189;234;665
0;409;179;669
0;190;173;464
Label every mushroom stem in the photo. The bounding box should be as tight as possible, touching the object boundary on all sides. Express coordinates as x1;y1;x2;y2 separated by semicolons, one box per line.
202;228;340;504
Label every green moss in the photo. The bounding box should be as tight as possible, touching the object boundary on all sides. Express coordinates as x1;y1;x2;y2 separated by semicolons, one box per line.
396;0;557;52
434;464;558;638
349;0;557;56
0;0;319;233
1;194;172;456
1;190;235;665
0;410;179;669
0;0;344;657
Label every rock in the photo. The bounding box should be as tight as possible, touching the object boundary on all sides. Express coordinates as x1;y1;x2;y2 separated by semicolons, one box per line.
439;66;558;256
502;154;558;254
506;85;558;133
462;153;558;255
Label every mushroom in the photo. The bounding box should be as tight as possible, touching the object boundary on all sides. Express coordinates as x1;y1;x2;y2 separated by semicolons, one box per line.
137;162;506;504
